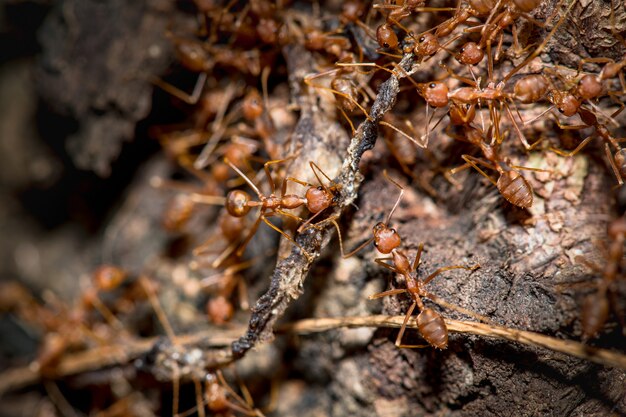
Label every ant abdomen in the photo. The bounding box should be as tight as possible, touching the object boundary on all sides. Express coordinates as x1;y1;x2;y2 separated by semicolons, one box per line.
497;170;533;208
513;74;549;103
468;0;497;14
511;0;542;12
226;190;252;217
331;76;359;112
417;308;448;349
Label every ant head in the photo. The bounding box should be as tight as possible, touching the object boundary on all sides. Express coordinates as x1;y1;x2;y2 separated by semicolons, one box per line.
305;186;332;213
456;42;484;65
577;75;603;100
242;89;264;121
341;0;366;23
556;94;581;117
414;33;439;57
206;295;234;325
376;24;399;49
93;265;127;292
226;190;251;217
373;222;402;254
175;40;209;72
416;81;449;108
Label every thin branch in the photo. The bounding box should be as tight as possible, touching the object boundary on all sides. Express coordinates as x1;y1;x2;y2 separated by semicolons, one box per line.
231;49;418;359
277;315;626;370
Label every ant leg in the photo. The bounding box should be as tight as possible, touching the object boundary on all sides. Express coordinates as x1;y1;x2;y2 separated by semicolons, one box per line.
578;57;614;75
224;158;263;198
275;209;305;224
193;375;207;417
383;135;418;179
261;215;313;261
502;0;573;83
139;276;178;343
486;41;494;83
263;157;296;195
504;102;532;150
235;212;264;258
151;72;207;105
342;236;375;258
379;121;427;148
338;106;357;135
297;209;329;233
605;143;624;186
394;302;417;347
439;63;477;87
368;288;408;300
382;171;405;224
458;155;498;187
304;74;372;121
374;257;401;274
423;264;480;285
412;242;424;270
549;134;594;157
309;161;334;186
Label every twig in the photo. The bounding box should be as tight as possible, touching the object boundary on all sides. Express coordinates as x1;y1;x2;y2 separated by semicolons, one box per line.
231;50;418;358
0;329;242;397
277;315;626;370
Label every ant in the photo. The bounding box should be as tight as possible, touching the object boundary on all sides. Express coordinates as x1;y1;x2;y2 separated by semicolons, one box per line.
578;215;626;340
549;104;626;186
449;125;546;208
223;157;341;260
342;173;481;349
575;0;626;99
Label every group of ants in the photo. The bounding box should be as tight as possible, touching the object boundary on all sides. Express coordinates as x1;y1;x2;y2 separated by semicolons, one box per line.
3;0;626;415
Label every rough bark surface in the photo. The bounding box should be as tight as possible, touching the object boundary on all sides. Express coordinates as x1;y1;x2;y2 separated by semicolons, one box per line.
1;0;625;416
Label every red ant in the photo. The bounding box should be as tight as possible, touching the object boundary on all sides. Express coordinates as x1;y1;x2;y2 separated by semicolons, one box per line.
548;102;626;186
223;158;342;260
578;215;626;340
449;125;547;208
342;173;482;348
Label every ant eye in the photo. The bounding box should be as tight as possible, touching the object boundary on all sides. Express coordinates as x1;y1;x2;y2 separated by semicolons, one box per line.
429;83;436;88
558;107;564;113
460;47;465;53
419;36;425;42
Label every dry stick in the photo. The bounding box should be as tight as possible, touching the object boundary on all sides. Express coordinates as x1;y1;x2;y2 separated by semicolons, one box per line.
277;316;626;370
4;313;626;396
230;50;419;359
0;328;243;397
